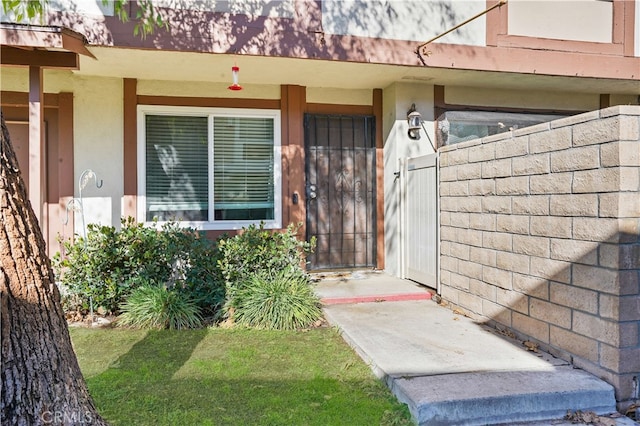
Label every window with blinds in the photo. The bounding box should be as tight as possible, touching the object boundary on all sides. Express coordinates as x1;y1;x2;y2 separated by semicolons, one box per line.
139;106;281;229
213;117;275;220
145;115;209;221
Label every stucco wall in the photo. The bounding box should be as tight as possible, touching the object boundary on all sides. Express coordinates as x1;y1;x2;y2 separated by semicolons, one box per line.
71;76;123;230
135;81;372;109
1;0;296;21
438;106;640;409
0;68;123;231
383;82;437;277
508;0;613;43
306;87;372;106
137;79;281;99
322;0;486;45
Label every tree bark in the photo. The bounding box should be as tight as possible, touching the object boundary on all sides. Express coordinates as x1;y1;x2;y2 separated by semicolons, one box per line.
1;111;107;425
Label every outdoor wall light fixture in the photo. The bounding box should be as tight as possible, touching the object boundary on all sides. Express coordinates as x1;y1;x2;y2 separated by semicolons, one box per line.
407;103;422;140
228;65;242;91
406;103;436;151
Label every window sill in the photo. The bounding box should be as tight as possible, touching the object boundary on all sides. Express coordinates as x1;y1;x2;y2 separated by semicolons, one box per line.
143;219;282;232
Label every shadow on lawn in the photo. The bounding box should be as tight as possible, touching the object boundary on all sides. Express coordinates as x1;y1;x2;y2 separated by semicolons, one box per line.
83;328;411;425
101;329;208;380
85;329;211;423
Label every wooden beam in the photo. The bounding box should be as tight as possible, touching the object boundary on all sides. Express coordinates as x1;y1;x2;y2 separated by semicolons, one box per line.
280;85;306;230
1;46;78;69
123;78;138;219
28;66;45;224
1;91;59;108
137;95;280;110
1;23;95;58
373;88;385;270
305;103;373;115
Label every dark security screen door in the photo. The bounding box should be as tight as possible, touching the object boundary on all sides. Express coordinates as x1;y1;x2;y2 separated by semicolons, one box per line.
304;114;376;270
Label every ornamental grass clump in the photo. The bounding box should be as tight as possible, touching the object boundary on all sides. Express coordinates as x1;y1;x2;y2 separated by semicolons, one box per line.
217;222;315;302
231;269;322;330
118;285;203;330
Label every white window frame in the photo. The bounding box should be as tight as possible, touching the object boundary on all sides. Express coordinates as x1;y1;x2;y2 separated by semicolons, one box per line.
137;105;282;231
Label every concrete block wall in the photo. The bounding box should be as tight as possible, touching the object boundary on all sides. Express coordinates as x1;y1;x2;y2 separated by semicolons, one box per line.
438;106;640;409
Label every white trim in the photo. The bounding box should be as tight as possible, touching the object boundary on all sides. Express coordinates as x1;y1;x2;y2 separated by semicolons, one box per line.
136;107;147;224
137;105;282;231
208;114;215;223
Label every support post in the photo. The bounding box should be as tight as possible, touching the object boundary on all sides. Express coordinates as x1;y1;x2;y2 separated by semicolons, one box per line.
28;65;45;224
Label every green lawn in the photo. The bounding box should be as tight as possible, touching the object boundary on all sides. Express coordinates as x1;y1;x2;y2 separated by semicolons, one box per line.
70;327;413;426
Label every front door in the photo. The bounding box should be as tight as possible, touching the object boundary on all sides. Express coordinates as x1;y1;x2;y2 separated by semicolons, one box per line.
304;114;376;270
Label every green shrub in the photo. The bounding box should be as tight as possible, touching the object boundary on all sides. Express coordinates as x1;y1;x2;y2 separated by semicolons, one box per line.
230;268;322;330
55;217;224;316
118;285;203;330
217;222;315;301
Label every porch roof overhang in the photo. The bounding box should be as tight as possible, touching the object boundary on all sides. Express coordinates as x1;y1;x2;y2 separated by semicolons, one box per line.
76;47;640;96
0;23;94;225
0;22;95;68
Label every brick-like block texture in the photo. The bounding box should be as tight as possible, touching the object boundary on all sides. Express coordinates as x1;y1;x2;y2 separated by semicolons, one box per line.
437;106;640;407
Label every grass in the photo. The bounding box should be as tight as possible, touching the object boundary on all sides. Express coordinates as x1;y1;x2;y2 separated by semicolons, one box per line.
69;327;413;426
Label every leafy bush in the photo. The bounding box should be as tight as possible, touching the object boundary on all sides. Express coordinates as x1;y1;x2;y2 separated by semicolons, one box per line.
217;222;315;301
55;217;224;316
56;218;318;329
118;285;203;330
230;268;322;330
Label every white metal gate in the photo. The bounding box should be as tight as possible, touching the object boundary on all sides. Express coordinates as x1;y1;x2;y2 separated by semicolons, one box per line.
401;153;439;290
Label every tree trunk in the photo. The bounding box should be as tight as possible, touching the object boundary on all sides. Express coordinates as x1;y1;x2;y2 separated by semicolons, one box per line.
1;112;107;425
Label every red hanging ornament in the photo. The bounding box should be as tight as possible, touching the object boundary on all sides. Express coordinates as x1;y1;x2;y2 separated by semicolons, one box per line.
228;66;242;91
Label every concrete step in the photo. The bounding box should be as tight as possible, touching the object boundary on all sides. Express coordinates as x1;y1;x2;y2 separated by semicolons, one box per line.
313;270;433;306
388;368;617;426
314;273;631;425
315;273;628;425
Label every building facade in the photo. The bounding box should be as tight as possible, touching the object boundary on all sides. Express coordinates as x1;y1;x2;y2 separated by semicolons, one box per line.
1;0;639;408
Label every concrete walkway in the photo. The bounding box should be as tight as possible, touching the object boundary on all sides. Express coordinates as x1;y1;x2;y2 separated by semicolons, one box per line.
313;270;638;426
